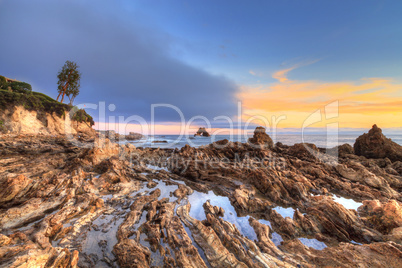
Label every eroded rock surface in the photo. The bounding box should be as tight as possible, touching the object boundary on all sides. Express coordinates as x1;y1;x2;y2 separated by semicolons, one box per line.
1;130;402;267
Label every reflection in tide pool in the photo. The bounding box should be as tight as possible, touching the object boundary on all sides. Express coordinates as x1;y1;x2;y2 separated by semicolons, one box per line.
186;190;283;246
258;219;283;246
273;206;295;218
146;164;169;172
298;237;327;250
332;196;362;211
131;180;179;202
187;190;257;240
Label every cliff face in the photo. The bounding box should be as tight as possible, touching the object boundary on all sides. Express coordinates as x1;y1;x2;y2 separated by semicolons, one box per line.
0;106;94;136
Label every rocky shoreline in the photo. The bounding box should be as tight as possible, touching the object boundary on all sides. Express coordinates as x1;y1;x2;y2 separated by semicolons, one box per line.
0;125;401;267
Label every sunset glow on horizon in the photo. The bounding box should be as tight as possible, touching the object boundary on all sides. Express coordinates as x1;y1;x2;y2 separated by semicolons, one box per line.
239;62;402;129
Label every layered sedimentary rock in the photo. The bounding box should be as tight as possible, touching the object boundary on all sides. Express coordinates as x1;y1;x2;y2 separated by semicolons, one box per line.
1;126;402;267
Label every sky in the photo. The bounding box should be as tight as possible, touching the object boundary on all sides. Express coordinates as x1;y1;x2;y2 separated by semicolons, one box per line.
1;0;401;134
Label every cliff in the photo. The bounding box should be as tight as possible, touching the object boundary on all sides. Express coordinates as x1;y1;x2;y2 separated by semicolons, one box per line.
0;85;94;136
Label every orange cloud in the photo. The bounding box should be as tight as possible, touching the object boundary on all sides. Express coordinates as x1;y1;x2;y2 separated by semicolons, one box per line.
238;65;402;129
272;67;295;83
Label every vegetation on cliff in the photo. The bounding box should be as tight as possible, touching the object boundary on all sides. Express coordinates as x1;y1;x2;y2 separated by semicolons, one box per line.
0;75;93;126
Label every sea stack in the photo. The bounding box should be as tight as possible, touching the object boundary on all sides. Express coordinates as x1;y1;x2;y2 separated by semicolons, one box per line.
248;126;273;149
194;127;210;137
354;124;402;162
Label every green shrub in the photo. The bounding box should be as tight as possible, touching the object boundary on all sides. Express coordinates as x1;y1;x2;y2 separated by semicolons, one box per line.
0;76;6;90
10;81;32;94
32;91;57;102
71;108;95;126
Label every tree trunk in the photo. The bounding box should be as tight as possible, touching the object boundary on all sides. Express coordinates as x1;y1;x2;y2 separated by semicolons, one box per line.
60;91;66;103
58;70;72;103
68;95;75;106
56;91;62;101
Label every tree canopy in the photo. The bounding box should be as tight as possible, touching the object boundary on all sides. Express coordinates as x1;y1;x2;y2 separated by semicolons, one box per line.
57;60;81;105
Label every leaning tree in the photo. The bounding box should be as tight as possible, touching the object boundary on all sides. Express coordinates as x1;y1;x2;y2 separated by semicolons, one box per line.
57;60;81;105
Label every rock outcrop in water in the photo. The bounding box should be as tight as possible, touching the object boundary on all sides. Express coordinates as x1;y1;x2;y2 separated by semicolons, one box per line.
354;124;402;162
194;127;210;137
125;132;143;141
248;126;273;149
97;130;143;141
1;126;402;267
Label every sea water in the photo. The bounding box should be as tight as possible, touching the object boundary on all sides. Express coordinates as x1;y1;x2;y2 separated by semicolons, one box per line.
123;133;402;149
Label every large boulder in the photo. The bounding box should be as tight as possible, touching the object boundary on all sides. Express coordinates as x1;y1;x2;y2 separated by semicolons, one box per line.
248;127;273;149
354;124;402;162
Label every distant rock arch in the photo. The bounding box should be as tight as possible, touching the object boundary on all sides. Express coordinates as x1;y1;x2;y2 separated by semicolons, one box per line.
194;127;210;137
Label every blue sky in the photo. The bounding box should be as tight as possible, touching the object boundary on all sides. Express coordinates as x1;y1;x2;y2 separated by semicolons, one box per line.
134;0;402;82
1;0;401;132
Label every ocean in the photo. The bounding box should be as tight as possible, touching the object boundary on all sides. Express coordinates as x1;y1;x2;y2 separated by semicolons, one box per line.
122;133;402;149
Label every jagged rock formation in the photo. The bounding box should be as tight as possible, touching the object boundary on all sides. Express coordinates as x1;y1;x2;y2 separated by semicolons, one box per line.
0;129;402;267
248;126;274;149
354;124;402;162
194;127;210;137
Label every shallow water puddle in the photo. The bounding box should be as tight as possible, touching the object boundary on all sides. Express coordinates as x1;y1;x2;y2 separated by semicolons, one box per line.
82;214;124;255
186;189;283;246
273;206;295;218
298;237;327;250
181;223;212;268
79;181;178;266
79;178;291;266
152;180;179;201
332;196;362;210
187;190;255;238
131;179;179;202
139;233;167;267
146;164;169;172
258;219;283;246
